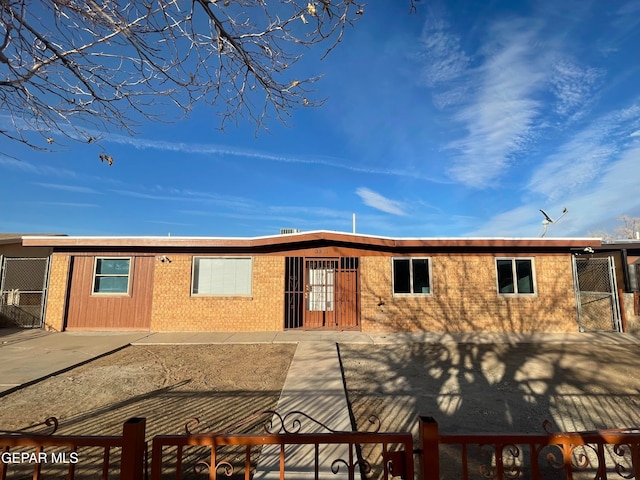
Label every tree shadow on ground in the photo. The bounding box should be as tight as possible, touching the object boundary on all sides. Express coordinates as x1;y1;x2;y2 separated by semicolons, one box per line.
339;269;640;479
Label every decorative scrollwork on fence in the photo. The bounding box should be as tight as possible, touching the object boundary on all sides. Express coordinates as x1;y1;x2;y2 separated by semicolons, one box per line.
0;416;59;436
613;443;636;479
331;457;373;477
194;460;234;477
540;444;565;470
183;410;390;480
184;409;381;435
570;444;598;472
476;443;523;480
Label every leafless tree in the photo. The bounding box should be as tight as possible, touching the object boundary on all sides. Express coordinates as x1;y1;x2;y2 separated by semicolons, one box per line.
1;0;374;154
589;215;640;241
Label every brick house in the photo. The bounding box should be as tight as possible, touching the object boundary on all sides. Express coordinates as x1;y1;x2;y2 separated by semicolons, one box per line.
21;231;606;333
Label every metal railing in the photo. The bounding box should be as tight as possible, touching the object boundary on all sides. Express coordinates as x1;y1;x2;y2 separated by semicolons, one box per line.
419;416;640;480
152;410;413;480
3;414;640;480
0;417;146;480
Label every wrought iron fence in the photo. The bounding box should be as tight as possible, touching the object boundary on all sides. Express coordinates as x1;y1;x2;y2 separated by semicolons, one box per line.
419;416;640;480
152;410;413;480
3;414;640;480
0;417;146;480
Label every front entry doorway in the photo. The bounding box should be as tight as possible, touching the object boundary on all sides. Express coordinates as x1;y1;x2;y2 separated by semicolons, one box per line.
284;257;359;330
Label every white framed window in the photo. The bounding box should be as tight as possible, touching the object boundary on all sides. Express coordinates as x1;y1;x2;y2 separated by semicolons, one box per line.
192;257;252;296
496;258;536;295
393;257;431;295
92;257;131;295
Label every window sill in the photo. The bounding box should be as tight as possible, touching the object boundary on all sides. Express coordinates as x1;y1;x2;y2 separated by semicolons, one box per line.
190;294;254;300
392;292;433;297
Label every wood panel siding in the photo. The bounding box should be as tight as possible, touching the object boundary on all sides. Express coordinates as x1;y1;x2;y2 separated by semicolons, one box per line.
66;255;154;330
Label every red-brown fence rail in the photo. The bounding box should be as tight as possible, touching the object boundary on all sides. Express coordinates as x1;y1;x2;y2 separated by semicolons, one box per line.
151;431;414;480
0;417;146;480
3;414;640;480
151;410;412;480
419;416;640;480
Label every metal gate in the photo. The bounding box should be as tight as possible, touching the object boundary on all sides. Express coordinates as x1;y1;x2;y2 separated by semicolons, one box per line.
284;257;360;330
572;256;622;332
0;257;50;328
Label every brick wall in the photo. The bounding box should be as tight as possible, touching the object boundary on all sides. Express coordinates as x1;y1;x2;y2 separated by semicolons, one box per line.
43;253;70;331
360;254;579;332
150;255;284;331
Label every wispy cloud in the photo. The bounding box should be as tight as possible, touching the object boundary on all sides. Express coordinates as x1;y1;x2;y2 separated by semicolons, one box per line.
471;138;640;237
447;24;545;187
356;188;407;216
146;220;195;227
0;156;79;179
26;201;99;208
550;56;603;119
103;133;442;182
416;10;469;87
111;187;253;209
528;104;640;200
32;182;102;194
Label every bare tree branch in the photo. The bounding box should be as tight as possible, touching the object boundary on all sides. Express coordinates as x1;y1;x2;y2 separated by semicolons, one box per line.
589;216;640;241
0;0;366;154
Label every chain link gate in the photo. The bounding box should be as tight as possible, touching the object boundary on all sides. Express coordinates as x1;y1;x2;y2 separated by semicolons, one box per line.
572;256;622;332
0;257;50;328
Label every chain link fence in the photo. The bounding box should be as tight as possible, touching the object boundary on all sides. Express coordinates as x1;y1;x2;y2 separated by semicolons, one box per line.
573;256;621;332
0;257;49;328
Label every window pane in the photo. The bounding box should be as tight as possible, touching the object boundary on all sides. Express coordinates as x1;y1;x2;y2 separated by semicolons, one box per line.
516;260;534;294
393;259;410;294
497;260;514;293
193;258;251;295
96;258;130;275
94;276;128;293
412;259;430;294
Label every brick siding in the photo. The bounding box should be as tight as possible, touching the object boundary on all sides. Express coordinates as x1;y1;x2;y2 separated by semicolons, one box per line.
150;255;284;331
360;254;579;332
43;253;70;331
43;251;580;333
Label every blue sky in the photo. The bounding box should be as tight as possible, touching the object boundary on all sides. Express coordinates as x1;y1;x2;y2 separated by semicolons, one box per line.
1;0;640;238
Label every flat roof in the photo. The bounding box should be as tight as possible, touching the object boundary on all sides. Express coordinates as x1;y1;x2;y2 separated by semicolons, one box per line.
21;230;602;249
0;233;66;246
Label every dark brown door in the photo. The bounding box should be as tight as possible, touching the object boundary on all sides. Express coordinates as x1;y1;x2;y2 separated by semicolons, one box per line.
335;267;359;329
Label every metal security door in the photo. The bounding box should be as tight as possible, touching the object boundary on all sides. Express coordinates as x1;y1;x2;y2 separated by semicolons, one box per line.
573;256;622;332
284;257;360;330
304;259;337;329
0;257;50;328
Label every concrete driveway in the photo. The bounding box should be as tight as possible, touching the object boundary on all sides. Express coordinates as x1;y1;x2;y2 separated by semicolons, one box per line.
0;329;151;395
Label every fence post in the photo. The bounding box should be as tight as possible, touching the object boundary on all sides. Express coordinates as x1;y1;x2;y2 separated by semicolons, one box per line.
120;417;146;480
418;416;439;480
631;442;640;479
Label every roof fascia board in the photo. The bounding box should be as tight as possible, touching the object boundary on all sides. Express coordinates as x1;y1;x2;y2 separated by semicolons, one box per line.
22;231;603;250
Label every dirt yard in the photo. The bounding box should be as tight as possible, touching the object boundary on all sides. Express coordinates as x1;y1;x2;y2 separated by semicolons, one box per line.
0;344;296;437
340;341;640;434
339;341;640;479
3;340;640;479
